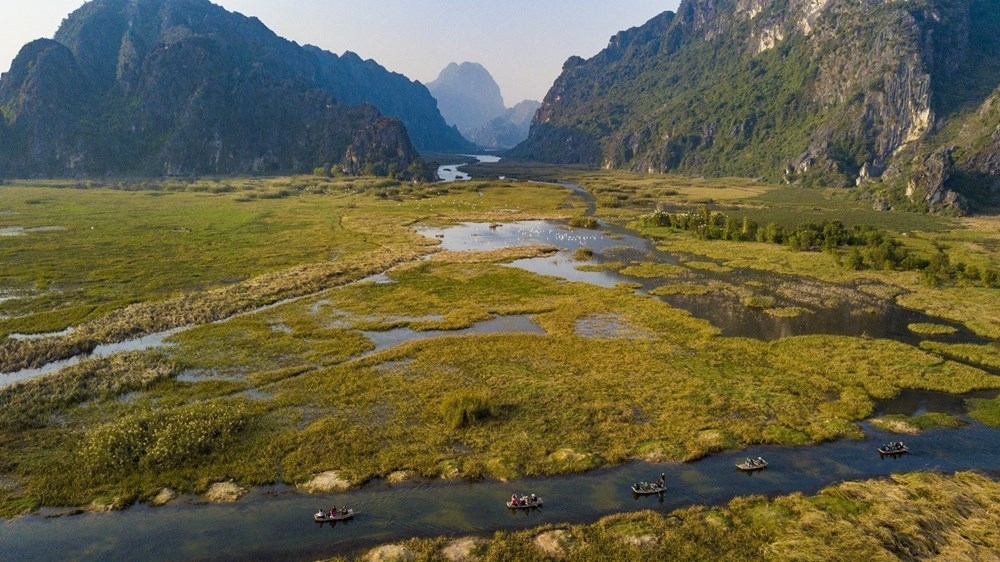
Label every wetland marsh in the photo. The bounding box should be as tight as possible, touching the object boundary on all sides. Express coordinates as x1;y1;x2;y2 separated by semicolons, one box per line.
2;168;1000;560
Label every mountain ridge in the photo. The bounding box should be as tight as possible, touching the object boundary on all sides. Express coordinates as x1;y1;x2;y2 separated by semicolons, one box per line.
514;0;1000;213
0;0;469;178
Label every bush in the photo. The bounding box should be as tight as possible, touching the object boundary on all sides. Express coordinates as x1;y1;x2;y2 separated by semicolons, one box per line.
80;400;251;474
440;391;497;429
569;216;599;229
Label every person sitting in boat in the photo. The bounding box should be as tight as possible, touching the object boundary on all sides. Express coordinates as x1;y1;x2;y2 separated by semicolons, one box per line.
757;456;764;464
530;493;537;504
511;493;519;506
316;509;325;518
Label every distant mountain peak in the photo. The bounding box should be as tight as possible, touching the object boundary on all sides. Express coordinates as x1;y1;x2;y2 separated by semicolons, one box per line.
426;61;506;135
426;61;542;149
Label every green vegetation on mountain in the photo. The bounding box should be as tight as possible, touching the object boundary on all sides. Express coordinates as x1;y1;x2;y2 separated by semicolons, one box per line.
514;0;1000;213
0;0;468;178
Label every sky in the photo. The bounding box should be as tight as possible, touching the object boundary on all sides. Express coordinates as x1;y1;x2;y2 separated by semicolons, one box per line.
0;0;680;105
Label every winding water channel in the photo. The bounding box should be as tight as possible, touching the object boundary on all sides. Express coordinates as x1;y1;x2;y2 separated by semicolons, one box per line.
3;406;998;561
3;167;1000;560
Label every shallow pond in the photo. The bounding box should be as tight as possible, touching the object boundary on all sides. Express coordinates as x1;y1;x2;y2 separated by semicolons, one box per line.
419;220;987;348
2;392;997;561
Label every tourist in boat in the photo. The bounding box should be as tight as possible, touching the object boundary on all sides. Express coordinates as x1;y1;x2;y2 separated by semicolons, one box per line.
511;493;519;506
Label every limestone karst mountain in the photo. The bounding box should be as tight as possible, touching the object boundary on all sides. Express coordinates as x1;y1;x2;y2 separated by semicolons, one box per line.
426;62;540;149
515;0;1000;213
0;0;470;178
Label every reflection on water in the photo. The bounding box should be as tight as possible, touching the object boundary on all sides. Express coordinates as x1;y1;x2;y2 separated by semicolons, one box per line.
0;328;185;387
362;315;545;356
419;220;987;346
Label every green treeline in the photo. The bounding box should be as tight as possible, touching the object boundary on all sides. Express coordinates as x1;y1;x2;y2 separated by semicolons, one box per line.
640;207;1000;287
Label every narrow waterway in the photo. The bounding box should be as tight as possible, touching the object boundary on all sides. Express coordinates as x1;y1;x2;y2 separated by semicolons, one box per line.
2;401;997;561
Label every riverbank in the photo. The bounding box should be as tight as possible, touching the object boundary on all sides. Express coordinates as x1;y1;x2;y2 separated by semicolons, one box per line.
333;470;1000;562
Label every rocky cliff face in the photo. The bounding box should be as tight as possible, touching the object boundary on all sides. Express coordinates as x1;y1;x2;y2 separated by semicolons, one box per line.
515;0;1000;212
0;0;456;178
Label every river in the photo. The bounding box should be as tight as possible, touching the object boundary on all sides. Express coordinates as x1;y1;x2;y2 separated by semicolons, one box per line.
2;396;997;561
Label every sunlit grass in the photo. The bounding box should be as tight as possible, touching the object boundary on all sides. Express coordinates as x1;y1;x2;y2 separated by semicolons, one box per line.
2;171;1000;517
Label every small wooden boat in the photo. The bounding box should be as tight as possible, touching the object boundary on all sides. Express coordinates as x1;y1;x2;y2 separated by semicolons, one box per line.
506;495;543;509
313;508;355;523
878;443;909;456
632;474;666;495
736;457;768;471
631;481;666;495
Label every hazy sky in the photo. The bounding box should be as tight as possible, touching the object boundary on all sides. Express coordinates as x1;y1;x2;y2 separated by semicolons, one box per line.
0;0;680;105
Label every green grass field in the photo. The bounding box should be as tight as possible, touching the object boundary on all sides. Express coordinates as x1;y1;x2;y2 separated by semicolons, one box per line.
1;170;999;518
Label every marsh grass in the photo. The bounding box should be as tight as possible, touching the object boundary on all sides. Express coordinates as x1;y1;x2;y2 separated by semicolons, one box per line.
355;471;1000;562
908;323;959;336
919;341;1000;371
7;258;993;507
0;177;574;343
3;174;1000;516
967;397;1000;426
440;391;499;429
869;413;966;434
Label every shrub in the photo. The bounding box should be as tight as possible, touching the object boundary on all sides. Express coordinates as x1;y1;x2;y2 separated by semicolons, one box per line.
80;400;251;474
569;216;599;229
440;391;497;429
